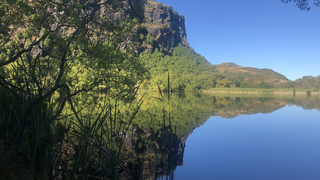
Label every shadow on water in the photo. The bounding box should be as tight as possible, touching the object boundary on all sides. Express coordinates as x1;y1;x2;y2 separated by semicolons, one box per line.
2;85;319;179
122;92;320;179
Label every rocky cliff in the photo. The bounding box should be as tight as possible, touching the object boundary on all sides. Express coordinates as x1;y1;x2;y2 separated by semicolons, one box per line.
138;1;190;53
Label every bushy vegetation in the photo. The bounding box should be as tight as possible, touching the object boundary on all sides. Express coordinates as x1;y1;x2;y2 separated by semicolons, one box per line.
281;75;320;89
0;0;148;179
139;45;281;92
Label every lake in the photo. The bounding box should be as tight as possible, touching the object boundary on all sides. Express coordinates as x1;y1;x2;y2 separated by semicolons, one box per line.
127;93;320;180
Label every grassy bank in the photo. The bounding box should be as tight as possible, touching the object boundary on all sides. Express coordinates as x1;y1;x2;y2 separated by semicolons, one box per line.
204;88;320;95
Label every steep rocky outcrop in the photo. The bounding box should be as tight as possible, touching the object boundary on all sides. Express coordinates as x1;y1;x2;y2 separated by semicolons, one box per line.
138;1;190;53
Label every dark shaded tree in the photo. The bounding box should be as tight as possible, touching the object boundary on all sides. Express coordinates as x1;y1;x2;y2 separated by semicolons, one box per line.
281;0;320;10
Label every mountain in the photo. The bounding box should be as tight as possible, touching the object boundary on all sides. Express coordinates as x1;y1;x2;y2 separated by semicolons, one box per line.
214;62;289;84
137;1;291;91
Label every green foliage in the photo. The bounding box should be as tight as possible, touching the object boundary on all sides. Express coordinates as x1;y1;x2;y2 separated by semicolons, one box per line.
258;82;275;89
139;44;276;92
0;0;148;179
180;14;185;20
140;44;220;92
168;5;173;12
146;33;155;44
158;2;165;8
293;75;320;89
240;80;256;88
139;33;145;40
281;81;295;88
280;75;320;89
216;79;233;88
214;63;288;87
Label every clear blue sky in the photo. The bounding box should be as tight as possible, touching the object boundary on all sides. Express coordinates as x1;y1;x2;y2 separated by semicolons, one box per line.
158;0;320;80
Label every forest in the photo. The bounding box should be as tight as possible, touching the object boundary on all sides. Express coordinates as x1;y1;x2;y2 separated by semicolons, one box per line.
0;0;151;179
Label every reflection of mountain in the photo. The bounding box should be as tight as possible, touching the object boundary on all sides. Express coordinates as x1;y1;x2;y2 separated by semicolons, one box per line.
212;96;288;118
134;94;297;136
123;93;320;179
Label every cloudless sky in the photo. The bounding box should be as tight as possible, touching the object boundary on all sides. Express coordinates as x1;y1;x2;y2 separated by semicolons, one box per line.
158;0;320;80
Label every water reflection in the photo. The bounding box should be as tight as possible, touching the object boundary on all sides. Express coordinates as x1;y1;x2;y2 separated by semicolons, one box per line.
124;93;320;179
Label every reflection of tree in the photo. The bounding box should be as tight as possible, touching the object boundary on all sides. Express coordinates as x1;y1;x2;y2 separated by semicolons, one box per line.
122;92;188;180
118;93;320;179
123;125;187;180
287;97;320;111
133;93;297;137
117;93;320;179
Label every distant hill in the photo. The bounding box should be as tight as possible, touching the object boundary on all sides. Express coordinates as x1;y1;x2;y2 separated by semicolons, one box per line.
214;62;289;85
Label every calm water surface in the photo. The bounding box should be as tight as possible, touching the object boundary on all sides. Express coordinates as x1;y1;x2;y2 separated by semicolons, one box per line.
174;105;320;180
128;93;320;180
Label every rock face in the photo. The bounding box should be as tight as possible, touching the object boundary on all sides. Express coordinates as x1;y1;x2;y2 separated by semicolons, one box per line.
138;1;190;53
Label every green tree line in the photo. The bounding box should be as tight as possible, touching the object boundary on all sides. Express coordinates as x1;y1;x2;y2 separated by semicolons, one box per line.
139;45;277;92
281;76;320;89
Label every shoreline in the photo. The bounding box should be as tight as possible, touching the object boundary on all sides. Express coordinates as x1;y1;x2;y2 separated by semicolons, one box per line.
203;88;320;95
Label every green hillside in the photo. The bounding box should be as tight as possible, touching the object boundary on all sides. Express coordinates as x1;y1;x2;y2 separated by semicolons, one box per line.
214;62;289;86
139;45;290;91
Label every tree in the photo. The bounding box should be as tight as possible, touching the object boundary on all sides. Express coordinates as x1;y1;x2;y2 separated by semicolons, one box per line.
281;0;320;10
0;0;150;178
0;0;147;145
